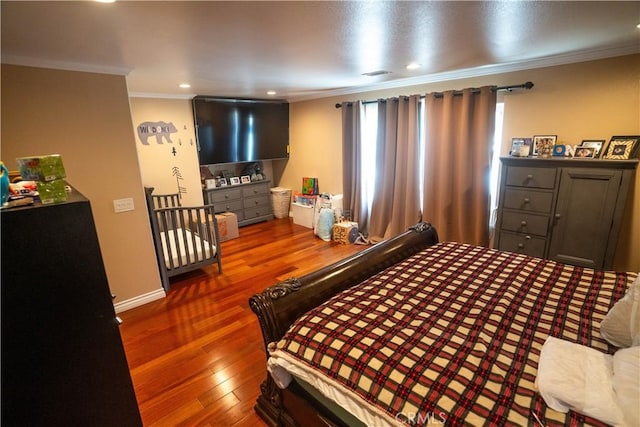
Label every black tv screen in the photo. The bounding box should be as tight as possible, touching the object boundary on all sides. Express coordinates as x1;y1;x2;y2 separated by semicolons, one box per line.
193;97;289;165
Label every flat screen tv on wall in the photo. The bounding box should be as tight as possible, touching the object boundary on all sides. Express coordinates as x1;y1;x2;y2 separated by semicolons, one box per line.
193;96;289;165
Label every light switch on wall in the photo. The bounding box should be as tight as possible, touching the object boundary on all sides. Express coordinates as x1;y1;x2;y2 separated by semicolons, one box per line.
113;198;135;213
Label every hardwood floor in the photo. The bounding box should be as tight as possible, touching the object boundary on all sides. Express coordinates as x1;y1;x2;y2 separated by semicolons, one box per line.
119;218;365;426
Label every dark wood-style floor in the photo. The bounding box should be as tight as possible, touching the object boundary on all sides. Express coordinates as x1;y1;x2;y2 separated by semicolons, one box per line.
119;218;365;426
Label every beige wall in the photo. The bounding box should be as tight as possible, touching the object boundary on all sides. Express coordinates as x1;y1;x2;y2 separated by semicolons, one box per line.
2;55;638;309
130;97;204;207
1;65;162;302
282;54;640;271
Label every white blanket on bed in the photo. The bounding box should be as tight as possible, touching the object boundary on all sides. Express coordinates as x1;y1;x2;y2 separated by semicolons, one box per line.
536;336;625;426
160;228;215;268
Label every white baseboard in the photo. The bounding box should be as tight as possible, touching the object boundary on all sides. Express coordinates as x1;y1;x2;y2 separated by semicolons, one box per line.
114;288;166;313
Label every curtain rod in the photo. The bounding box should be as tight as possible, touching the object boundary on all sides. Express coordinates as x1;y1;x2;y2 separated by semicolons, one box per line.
334;81;534;109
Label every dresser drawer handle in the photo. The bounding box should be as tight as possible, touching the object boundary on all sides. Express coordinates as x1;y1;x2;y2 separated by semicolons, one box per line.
517;243;525;249
520;220;527;226
527;174;533;179
224;195;230;199
525;235;531;240
523;198;530;204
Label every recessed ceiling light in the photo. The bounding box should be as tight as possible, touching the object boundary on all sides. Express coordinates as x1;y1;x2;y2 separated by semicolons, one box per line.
406;63;421;70
95;0;116;3
179;83;191;89
267;90;277;96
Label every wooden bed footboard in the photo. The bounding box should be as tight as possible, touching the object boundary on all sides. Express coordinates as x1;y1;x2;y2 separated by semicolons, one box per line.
248;222;439;427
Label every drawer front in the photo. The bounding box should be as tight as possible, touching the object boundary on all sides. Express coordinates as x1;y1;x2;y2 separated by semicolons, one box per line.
506;166;556;189
207;188;242;203
214;199;243;213
243;195;271;209
500;211;549;236
498;232;546;258
233;209;245;222
242;183;270;197
244;206;272;220
503;188;553;213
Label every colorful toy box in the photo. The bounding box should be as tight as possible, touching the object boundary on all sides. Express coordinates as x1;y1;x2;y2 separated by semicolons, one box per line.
16;154;66;182
37;179;68;204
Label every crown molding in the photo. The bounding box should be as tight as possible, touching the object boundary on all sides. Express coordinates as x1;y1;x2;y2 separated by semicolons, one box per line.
291;42;640;102
128;92;196;100
1;55;131;76
3;42;638;103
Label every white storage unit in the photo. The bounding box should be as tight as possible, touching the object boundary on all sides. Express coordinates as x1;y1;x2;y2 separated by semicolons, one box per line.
292;202;315;228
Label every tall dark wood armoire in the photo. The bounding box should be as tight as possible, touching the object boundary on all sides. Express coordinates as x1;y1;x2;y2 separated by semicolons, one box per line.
1;188;142;426
494;157;638;270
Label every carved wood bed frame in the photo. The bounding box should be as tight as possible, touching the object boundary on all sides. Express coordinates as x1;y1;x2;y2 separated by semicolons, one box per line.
249;223;439;426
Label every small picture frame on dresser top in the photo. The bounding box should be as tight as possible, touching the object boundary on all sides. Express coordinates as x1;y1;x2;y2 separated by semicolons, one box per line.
240;175;251;184
602;135;640;160
218;177;228;187
532;135;557;157
510;138;524;156
510;138;532;157
574;146;595;158
229;177;241;185
580;140;605;158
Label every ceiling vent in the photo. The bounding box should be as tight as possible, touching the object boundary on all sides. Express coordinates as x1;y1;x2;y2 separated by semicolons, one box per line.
362;70;392;77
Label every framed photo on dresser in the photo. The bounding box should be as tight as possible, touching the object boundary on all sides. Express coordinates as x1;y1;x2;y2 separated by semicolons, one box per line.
602;136;640;160
579;140;605;158
532;135;557;157
574;146;595;158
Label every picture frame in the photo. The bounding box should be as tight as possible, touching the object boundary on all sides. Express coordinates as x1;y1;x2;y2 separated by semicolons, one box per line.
240;175;251;184
218;177;228;187
602;135;640;160
510;138;525;157
579;139;605;158
574;146;596;159
522;138;533;156
230;176;241;185
532;135;557;157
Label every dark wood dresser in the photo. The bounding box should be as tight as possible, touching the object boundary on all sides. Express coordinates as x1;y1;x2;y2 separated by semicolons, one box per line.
495;157;638;270
1;188;142;426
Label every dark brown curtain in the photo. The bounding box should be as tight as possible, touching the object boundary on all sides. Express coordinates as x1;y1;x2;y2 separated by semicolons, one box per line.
368;95;421;242
341;101;368;229
422;86;496;246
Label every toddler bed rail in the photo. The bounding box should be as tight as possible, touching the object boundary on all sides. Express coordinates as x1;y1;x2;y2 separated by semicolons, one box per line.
145;187;222;291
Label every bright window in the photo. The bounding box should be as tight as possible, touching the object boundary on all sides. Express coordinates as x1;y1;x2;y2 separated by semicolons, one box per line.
361;102;378;214
489;102;505;231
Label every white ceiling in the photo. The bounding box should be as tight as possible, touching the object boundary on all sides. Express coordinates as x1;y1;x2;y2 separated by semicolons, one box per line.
2;1;639;102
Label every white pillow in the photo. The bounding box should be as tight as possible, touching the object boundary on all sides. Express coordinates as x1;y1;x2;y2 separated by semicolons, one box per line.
600;275;640;348
613;346;640;427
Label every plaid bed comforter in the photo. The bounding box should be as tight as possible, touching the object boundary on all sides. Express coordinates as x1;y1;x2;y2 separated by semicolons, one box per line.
269;242;637;426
